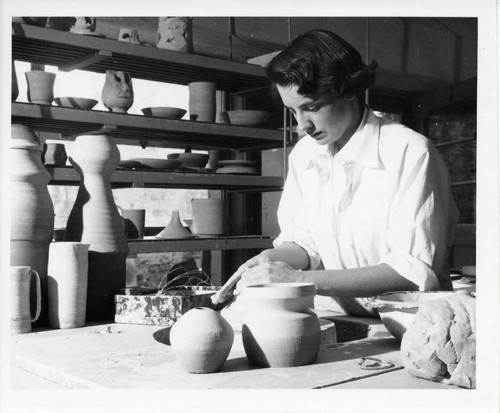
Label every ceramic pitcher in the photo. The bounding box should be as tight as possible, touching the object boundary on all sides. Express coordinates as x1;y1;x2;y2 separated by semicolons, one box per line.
10;266;41;334
48;242;90;329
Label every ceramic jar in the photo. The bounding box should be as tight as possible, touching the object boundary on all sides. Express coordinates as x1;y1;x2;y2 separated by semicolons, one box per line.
156;17;193;52
101;70;134;113
121;208;146;239
64;134;129;321
156;211;192;238
10;124;54;326
43;142;67;166
191;198;225;236
10;266;41;334
188;82;216;122
242;282;321;367
170;307;234;373
25;70;56;105
48;242;90;329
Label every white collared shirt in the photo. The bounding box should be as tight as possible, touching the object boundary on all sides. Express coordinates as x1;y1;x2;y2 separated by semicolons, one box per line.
274;108;459;291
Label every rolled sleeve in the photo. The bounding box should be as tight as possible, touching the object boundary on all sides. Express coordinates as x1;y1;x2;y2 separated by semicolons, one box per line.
273;151;321;270
381;250;440;290
383;145;457;290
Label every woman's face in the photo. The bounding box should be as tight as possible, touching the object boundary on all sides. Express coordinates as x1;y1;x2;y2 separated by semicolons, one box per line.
277;84;362;150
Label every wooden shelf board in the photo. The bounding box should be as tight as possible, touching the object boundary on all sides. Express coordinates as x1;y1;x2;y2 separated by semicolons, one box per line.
12;103;286;150
12;23;270;93
45;166;284;191
128;235;275;253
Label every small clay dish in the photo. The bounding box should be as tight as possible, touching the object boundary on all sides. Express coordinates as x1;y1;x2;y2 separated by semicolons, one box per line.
224;110;271;126
120;158;182;170
366;291;459;340
167;153;209;169
54;97;98;110
141;107;187;119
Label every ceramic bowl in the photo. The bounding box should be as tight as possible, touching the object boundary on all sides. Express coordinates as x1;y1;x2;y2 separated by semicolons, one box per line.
167;153;209;169
120;158;182;170
366;291;458;340
224;110;271;126
141;107;187;119
54;97;98;110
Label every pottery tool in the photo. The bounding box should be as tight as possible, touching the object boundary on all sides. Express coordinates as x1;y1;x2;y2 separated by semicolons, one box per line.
210;269;244;306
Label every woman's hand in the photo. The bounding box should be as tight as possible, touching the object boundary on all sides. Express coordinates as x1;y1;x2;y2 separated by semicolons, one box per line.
233;261;304;296
211;250;273;305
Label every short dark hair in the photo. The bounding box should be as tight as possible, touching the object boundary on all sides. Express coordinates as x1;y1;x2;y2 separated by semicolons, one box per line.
266;29;378;99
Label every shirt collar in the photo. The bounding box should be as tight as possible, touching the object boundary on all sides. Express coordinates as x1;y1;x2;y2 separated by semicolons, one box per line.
334;106;381;168
310;106;380;168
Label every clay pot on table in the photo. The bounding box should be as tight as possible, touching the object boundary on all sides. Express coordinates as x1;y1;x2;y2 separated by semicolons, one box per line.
242;282;321;367
25;70;56;105
10;124;55;326
170;307;234;373
102;70;134;113
64;134;129;321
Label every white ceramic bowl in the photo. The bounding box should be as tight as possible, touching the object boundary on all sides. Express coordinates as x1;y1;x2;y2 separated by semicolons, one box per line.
224;110;271;126
141;107;187;119
367;291;458;340
54;97;98;110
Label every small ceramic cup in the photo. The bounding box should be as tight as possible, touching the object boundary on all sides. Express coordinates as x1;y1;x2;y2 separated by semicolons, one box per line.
118;29;140;44
43;143;67;166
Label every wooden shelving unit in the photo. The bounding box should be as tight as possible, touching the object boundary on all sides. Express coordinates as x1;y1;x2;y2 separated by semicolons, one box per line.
12;22;288;258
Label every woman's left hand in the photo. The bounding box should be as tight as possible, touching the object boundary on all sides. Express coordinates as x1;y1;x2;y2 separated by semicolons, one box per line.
233;261;305;296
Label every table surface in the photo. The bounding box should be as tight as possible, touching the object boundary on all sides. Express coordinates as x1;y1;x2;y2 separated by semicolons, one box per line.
10;312;456;390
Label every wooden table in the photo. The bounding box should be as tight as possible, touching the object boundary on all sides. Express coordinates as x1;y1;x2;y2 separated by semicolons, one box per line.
10;313;455;390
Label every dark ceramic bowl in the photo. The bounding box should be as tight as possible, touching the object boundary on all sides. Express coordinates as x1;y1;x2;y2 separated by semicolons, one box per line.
167;153;209;169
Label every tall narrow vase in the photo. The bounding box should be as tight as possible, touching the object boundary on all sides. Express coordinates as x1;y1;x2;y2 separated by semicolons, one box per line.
48;242;90;329
64;135;129;321
10;124;54;326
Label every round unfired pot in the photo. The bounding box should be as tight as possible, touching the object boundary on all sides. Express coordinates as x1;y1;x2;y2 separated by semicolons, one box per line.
170;307;234;373
242;282;321;367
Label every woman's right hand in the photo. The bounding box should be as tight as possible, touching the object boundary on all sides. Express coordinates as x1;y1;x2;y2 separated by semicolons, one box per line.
211;250;272;305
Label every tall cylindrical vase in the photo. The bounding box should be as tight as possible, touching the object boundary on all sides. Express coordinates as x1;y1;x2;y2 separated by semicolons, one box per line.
188;81;216;122
64;135;129;321
48;242;90;329
10;124;55;326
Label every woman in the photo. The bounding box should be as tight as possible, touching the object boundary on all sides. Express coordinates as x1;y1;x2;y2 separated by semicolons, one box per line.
213;29;459;315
